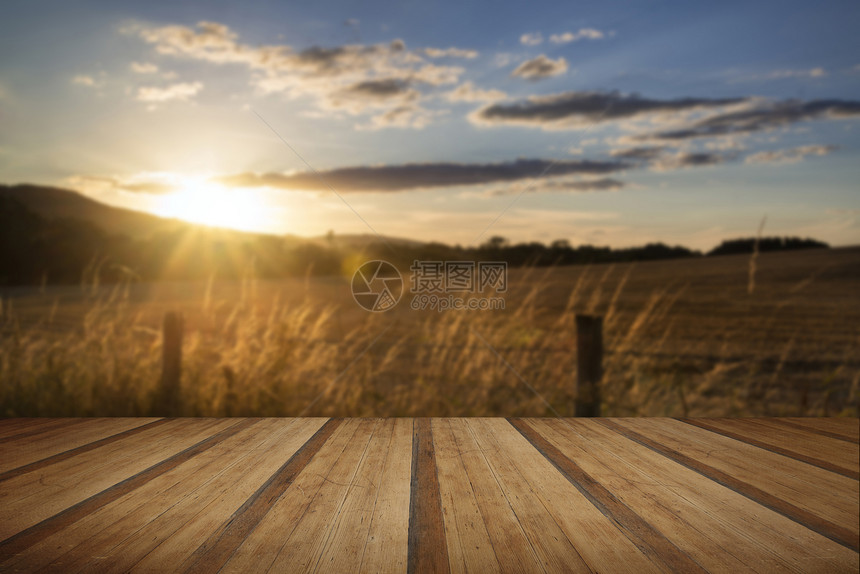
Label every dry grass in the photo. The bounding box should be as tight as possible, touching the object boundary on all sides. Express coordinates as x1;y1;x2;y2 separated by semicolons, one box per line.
1;248;858;417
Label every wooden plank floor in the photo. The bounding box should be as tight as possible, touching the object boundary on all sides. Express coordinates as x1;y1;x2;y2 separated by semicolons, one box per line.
0;418;857;573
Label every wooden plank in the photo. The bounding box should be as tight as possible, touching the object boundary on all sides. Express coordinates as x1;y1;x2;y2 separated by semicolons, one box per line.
603;418;860;551
315;419;399;573
0;419;169;483
0;419;90;443
180;418;342;573
780;418;860;442
432;418;500;574
446;418;547;573
407;418;449;574
465;419;593;572
359;418;413;574
262;419;380;573
562;418;858;573
0;418;162;473
766;418;859;444
7;419;313;573
0;419;254;558
215;418;364;573
481;419;664;574
128;418;327;573
0;417;856;572
683;418;859;479
0;419;44;438
511;419;707;573
0;419;235;538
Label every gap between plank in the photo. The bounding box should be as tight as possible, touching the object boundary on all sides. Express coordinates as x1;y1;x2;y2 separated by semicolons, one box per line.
763;419;859;445
0;419;170;483
407;418;450;574
0;419;93;445
599;418;859;552
0;418;260;559
680;418;859;480
180;418;342;573
508;418;708;574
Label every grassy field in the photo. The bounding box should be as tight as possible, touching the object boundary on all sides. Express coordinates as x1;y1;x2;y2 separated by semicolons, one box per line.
1;247;858;417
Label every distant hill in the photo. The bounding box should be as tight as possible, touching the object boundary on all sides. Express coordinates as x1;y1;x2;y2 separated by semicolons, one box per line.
0;182;836;286
0;184;190;239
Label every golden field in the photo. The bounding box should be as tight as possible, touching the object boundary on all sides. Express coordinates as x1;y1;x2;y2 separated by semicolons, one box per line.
1;247;858;418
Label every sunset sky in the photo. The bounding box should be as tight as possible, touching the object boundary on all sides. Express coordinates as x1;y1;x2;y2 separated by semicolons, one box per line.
1;0;858;249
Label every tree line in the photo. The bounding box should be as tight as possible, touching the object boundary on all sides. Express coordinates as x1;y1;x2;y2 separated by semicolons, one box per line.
0;196;829;286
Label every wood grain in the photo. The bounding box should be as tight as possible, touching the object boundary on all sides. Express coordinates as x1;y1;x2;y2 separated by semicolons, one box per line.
0;417;856;573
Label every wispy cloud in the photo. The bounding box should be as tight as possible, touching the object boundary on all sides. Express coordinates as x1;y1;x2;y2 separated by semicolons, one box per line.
130;20;474;128
745;144;836;164
423;47;478;59
638;99;860;142
519;32;543;46
71;74;103;88
136;81;203;103
130;61;159;74
766;67;827;79
65;174;178;195
549;29;605;44
444;81;506;102
510;55;568;81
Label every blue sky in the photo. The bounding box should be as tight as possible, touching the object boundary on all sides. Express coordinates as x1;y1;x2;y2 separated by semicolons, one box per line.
1;0;858;249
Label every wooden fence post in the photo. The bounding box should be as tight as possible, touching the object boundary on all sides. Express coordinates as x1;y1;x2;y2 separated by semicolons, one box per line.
158;311;183;416
575;314;603;417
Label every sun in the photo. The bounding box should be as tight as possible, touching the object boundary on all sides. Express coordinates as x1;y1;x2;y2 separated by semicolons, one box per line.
152;177;274;232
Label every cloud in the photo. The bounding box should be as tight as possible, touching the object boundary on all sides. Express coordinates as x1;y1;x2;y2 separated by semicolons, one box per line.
423;47;478;59
520;32;544;46
336;78;415;100
549;29;605;44
130;62;159;74
132;20;471;128
472;90;746;129
610;146;667;160
217;158;630;193
745;144;836;164
65;174;178;195
71;75;97;87
136;81;203;103
651;151;729;172
766;67;827;79
444;81;507;102
510;55;568;81
361;104;441;129
523;178;624;193
640;99;860;141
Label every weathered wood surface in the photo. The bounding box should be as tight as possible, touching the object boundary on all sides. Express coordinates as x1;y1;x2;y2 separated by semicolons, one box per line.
0;417;857;573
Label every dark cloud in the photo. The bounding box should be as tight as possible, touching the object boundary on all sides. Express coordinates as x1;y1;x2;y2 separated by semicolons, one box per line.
218;158;630;193
339;78;412;99
652;151;729;171
473;91;746;128
642;99;860;141
610;146;666;160
532;178;625;192
510;55;568;81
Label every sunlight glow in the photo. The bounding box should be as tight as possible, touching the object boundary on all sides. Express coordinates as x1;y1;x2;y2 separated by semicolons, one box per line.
153;176;277;232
